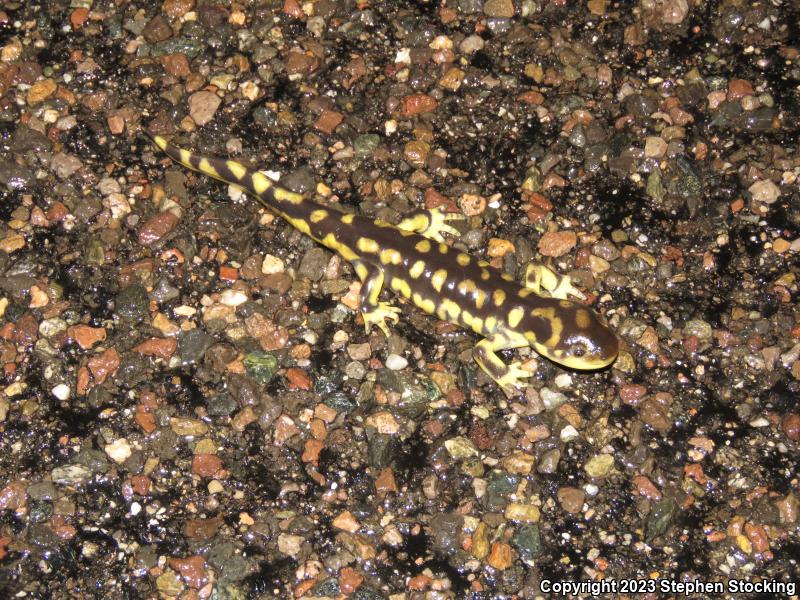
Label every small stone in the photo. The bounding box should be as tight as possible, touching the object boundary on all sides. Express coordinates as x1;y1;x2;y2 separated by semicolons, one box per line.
557;486;585;513
155;571;184;596
538;231;577;257
169;417;208;437
584;453;614;478
487;238;515;258
188;91;222;126
0;233;25;253
332;510;361;533
219;289;248;307
166;556;208;590
365;411;400;435
660;0;689;24
400;94;438;116
587;0;606;15
444;436;479;459
458;194;486;216
314;110;343;134
105;439;132;464
773;238;790;253
277;533;304;557
261;254;285;274
501;451;535;475
192;454;222;477
487;542;513;570
133;337;178;359
644;136;668;158
51;384;71;400
385;354;408;370
67;325;106;350
505;503;540;522
483;0;514;18
138;211;179;245
27;78;57;105
748;179;780;204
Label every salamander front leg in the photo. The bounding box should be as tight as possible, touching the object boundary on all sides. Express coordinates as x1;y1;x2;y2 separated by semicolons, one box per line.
397;208;462;243
354;261;400;336
473;333;533;394
524;264;585;301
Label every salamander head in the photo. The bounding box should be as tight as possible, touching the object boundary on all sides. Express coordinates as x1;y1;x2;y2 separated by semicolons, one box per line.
523;299;619;370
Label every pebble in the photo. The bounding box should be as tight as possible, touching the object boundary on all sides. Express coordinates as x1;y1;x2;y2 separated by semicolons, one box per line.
169;417;208;437
538;231;577;257
557;487;585;514
584;453;614;478
644;136;668;158
748;179;780;204
261;254;285;274
505;503;540;522
51;384;71;400
385;354;408;370
105;439;132;464
188;90;222;126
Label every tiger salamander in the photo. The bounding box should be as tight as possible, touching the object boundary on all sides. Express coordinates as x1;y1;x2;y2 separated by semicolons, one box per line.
150;135;619;392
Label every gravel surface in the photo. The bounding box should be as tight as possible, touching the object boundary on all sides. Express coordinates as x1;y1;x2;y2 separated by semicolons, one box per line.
0;1;799;598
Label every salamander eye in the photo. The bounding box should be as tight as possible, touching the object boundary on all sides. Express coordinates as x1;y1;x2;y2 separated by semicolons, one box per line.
569;343;587;358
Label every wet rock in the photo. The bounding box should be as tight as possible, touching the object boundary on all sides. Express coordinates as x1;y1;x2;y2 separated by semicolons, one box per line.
116;284;150;322
179;329;215;365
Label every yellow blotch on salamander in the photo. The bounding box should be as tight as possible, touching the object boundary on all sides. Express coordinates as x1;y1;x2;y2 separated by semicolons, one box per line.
575;308;591;329
310;209;328;223
357;238;379;254
380;248;402;265
493;289;506;306
390;277;412;298
416;239;431;253
508;307;525;328
456;253;471;266
457;279;477;295
227;161;247;180
431;269;448;293
409;260;426;279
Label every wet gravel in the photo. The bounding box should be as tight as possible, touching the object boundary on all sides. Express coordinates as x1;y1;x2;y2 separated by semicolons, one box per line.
1;1;800;598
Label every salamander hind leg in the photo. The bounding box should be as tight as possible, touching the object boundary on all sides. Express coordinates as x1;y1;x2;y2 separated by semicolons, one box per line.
355;261;400;337
473;333;534;394
397;208;463;243
524;264;586;301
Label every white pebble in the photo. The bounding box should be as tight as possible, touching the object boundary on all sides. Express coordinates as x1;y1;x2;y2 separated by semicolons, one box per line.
560;425;580;442
105;438;132;464
385;354;408;370
52;384;71;400
220;289;248;307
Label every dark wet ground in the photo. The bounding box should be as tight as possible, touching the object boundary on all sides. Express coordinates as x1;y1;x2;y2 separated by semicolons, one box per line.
1;1;799;598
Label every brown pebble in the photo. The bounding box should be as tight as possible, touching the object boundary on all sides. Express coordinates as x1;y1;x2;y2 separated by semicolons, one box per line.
727;78;754;101
0;481;26;511
401;94;438;116
487;542;513;570
67;325;107;350
338;566;364;595
538;231;577;257
632;475;662;501
619;383;647;405
138;211;179;246
188;90;222;126
782;413;800;441
167;556;209;589
557;486;586;514
87;347;121;385
192;454;222;478
133;337;178;359
332;510;361;533
314;109;343;134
